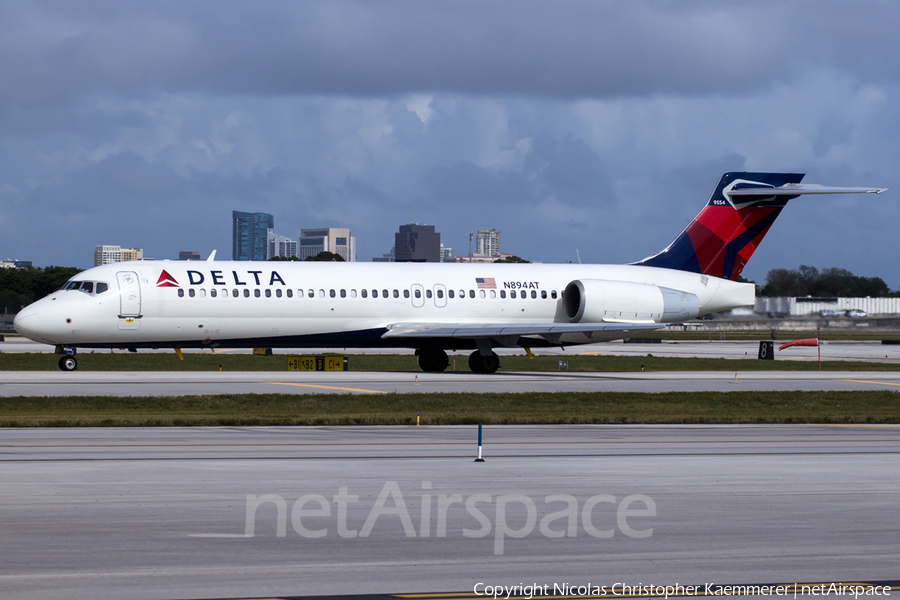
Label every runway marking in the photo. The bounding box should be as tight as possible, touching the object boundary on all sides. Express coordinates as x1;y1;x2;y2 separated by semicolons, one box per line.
839;378;900;387
264;381;389;394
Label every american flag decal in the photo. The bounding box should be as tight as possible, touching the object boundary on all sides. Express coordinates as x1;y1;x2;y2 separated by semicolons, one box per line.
476;277;496;289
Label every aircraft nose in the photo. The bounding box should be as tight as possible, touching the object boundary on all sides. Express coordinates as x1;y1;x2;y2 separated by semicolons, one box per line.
13;308;41;340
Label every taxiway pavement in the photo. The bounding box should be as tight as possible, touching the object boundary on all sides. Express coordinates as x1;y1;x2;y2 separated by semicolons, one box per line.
0;425;897;600
3;369;900;396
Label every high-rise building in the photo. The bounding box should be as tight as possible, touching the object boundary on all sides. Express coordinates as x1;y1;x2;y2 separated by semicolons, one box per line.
267;229;298;259
178;251;201;261
440;244;453;262
232;211;274;261
300;228;356;261
475;228;501;258
94;245;144;266
394;223;440;262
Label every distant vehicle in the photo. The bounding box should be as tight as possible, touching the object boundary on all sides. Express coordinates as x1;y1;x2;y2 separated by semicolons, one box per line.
819;309;846;318
14;172;887;372
846;309;868;318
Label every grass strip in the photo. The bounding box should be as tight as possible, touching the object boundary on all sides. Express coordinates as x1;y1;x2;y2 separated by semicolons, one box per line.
1;390;898;427
2;352;900;372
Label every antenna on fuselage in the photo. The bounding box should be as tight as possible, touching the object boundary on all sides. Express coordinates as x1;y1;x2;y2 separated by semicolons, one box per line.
206;250;217;262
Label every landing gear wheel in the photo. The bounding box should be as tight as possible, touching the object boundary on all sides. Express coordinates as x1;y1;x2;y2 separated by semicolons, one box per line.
468;351;500;374
418;348;449;372
58;356;77;371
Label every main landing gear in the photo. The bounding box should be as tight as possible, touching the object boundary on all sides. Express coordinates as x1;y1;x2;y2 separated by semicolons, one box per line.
468;350;500;374
416;348;501;373
417;348;450;372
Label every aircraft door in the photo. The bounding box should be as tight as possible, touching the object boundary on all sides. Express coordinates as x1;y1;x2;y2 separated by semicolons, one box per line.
434;284;447;308
411;284;425;308
116;271;142;317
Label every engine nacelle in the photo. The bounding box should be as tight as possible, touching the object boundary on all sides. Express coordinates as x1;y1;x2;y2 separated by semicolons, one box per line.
563;279;700;323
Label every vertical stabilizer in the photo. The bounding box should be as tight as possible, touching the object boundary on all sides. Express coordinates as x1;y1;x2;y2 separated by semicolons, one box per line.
634;172;804;280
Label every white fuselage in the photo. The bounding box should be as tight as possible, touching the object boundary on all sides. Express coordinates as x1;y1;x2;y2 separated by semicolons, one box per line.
14;260;754;350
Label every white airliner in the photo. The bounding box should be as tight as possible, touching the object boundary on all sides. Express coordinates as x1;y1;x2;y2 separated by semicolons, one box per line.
14;172;886;373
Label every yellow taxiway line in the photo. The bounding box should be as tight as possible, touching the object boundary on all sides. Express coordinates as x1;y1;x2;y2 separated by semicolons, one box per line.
264;381;388;394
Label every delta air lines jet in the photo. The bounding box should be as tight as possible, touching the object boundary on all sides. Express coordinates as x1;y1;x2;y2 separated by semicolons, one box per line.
14;172;886;373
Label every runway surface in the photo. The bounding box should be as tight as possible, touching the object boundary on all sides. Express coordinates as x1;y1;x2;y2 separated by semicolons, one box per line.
4;369;900;396
0;425;898;600
5;335;900;362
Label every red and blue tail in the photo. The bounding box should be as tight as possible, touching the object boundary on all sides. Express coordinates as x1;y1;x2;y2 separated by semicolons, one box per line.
634;172;805;281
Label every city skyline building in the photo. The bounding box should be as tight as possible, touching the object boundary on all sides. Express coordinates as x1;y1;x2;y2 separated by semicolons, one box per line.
300;228;355;261
267;229;298;259
232;211;274;261
178;251;201;261
475;228;501;257
440;244;453;262
94;245;144;266
394;223;441;262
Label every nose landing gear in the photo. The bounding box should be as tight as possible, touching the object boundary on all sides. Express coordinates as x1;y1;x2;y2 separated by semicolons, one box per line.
58;356;77;371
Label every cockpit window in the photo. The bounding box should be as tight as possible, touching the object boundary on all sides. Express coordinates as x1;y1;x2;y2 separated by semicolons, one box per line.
61;280;108;295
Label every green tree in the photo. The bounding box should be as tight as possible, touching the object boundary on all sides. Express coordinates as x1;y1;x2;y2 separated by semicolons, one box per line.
493;255;530;263
304;251;345;262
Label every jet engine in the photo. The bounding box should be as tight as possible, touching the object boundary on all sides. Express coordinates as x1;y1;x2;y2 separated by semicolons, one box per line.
563;279;700;323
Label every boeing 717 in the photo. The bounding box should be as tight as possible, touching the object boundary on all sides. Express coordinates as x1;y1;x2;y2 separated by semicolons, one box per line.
14;172;886;372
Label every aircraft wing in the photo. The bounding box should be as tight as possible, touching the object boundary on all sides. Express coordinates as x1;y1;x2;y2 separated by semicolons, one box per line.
382;322;664;341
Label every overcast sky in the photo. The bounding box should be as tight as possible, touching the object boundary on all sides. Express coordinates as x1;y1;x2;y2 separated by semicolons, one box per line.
2;0;899;286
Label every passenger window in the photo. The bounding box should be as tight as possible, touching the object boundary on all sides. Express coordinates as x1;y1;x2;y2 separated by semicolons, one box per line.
362;289;368;298
459;290;464;298
276;289;282;298
310;289;316;298
286;289;292;298
178;289;185;297
393;289;399;298
211;289;217;298
511;290;516;299
265;289;272;298
340;289;346;298
372;289;379;298
500;290;506;299
479;290;486;299
551;290;557;299
96;282;108;294
437;289;443;299
318;289;324;298
469;290;475;298
350;289;357;298
541;290;547;299
449;290;455;299
199;289;207;298
189;289;196;298
222;289;228;298
531;290;537;299
489;290;496;299
330;289;336;298
382;289;388;298
233;289;239;298
414;289;421;299
241;289;248;297
403;290;410;298
254;289;261;298
426;289;432;299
